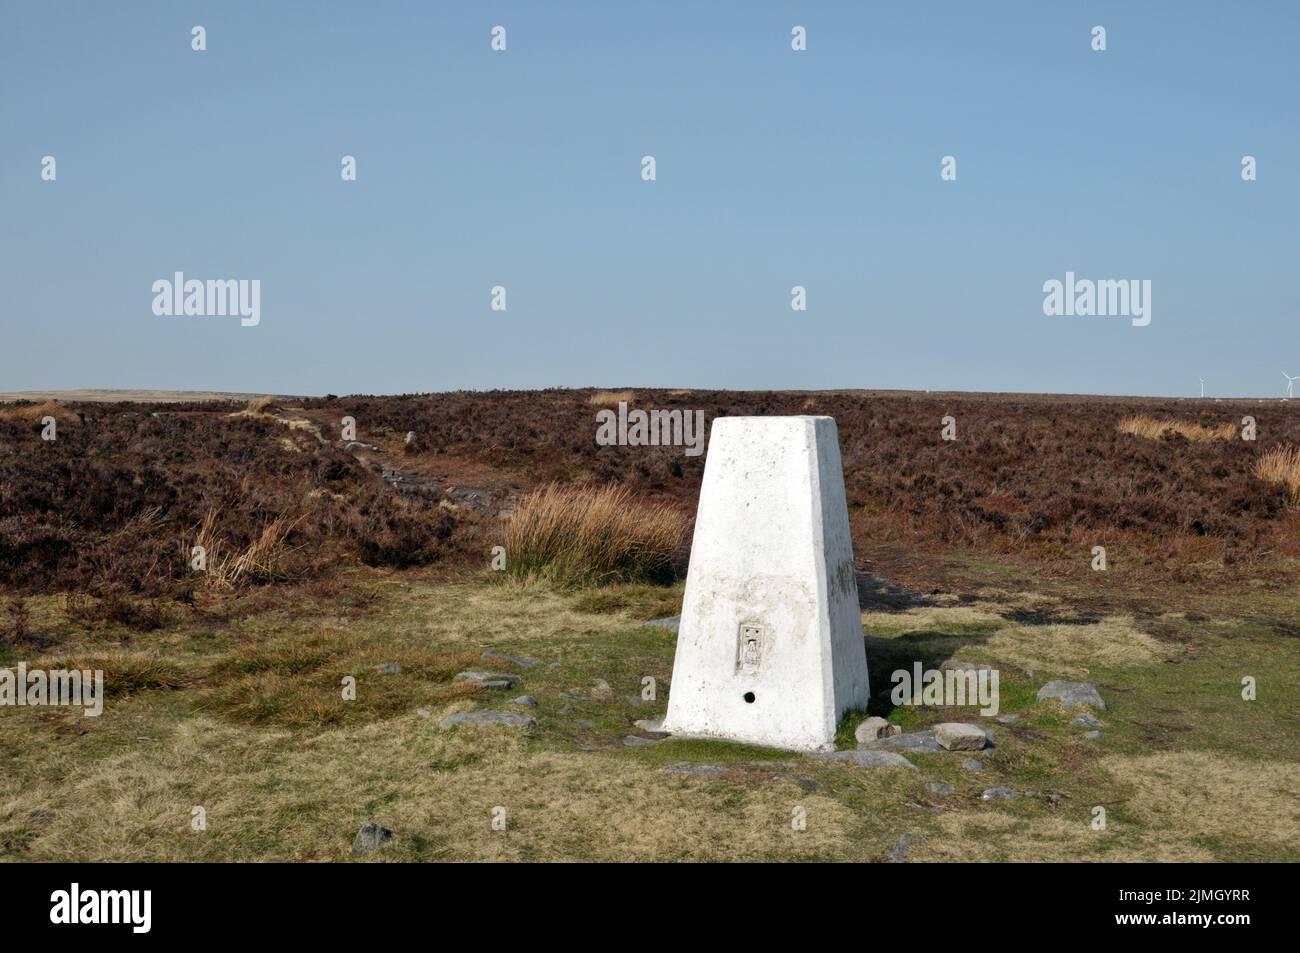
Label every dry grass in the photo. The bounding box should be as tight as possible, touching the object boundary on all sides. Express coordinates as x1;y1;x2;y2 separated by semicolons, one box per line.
1117;414;1237;442
0;400;73;422
193;507;301;590
588;390;635;406
503;483;687;588
1254;445;1300;506
245;395;281;414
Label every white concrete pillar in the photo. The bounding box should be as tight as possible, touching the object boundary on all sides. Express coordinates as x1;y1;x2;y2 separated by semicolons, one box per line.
661;416;870;751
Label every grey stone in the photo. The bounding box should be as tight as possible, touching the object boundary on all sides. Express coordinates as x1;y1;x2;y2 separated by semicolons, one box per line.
344;441;378;452
592;678;611;693
482;651;541;668
439;710;535;730
996;713;1020;724
1082;730;1104;741
645;616;681;632
772;774;821;792
664;762;726;776
454;671;521;690
510;695;539;708
886;832;912;863
961;757;985;772
859;730;943;753
817;750;918;770
854;716;892;744
375;662;398;675
926;782;953;796
352;822;392;856
934;723;988;751
1037;680;1106;710
633;718;666;733
1071;713;1103;728
622;734;660;747
981;786;1021;801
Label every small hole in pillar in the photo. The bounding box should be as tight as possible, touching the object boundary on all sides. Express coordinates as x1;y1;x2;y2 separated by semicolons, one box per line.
743;692;756;704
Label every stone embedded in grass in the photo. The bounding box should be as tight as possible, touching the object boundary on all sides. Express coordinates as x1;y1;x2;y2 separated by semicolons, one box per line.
817;750;917;770
454;671;521;690
375;662;398;675
859;730;942;753
344;441;379;452
1082;730;1104;741
980;787;1021;801
622;735;661;747
1072;713;1103;728
1037;680;1106;710
854;716;892;744
996;713;1020;724
664;762;726;775
926;782;953;796
439;710;535;730
934;723;988;751
633;718;666;733
886;832;912;863
961;757;985;772
482;651;541;668
511;695;539;708
353;822;392;856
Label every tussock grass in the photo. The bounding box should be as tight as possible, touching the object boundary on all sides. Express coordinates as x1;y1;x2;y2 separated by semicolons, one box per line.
1254;445;1300;506
1117;414;1236;442
587;389;635;405
503;483;687;588
193;507;301;590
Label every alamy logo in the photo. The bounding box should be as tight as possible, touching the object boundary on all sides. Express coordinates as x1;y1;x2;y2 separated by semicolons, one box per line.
152;272;261;326
891;662;1000;716
50;883;151;933
0;664;103;717
595;401;706;457
1042;271;1150;327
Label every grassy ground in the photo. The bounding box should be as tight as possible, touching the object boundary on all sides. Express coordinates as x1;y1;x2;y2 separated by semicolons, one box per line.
1;566;1296;862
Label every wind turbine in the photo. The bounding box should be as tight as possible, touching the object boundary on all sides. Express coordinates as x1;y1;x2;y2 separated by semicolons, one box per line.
1198;378;1205;398
1284;371;1298;400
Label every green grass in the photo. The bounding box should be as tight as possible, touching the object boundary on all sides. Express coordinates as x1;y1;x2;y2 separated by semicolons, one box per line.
0;566;1296;861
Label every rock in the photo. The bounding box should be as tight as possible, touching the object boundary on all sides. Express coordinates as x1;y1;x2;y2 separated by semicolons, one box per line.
854;716;892;744
961;757;985;772
645;616;681;632
375;662;398;675
453;671;521;690
439;710;535;730
622;735;660;747
353;822;392;856
575;719;596;729
404;431;417;445
510;695;539;708
1037;680;1106;710
482;651;541;668
772;774;821;792
634;718;666;733
559;692;585;701
926;782;953;796
859;730;943;753
996;713;1020;724
817;750;918;770
1082;730;1104;741
981;786;1021;801
664;762;725;776
934;723;988;751
592;678;611;693
344;441;378;452
886;832;912;863
1072;713;1103;728
415;707;432;719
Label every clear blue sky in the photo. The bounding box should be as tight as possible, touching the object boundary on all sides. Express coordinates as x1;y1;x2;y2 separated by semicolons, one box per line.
2;1;1297;397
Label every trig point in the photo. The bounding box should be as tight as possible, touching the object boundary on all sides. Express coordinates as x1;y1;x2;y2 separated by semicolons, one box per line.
661;416;870;751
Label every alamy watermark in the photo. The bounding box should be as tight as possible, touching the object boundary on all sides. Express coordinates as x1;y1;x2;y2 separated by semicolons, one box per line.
152;272;261;327
891;662;999;716
1;663;103;717
595;401;705;457
1043;271;1150;327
